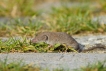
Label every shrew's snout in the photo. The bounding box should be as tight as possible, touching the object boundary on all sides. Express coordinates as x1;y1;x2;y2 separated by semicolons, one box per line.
31;38;37;43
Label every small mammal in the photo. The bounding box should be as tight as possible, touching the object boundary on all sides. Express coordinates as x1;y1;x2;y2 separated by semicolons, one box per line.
31;32;105;52
31;32;79;50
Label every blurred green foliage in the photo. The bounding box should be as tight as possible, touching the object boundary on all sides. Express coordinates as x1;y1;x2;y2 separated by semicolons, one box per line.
0;0;39;17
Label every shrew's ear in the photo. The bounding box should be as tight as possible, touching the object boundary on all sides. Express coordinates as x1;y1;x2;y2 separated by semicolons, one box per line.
42;35;48;41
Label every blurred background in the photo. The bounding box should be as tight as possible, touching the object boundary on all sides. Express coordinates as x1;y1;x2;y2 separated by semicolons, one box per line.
0;0;106;37
0;0;106;17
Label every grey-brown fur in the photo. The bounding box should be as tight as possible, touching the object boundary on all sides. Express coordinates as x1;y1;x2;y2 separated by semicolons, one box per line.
31;32;106;52
31;32;80;50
